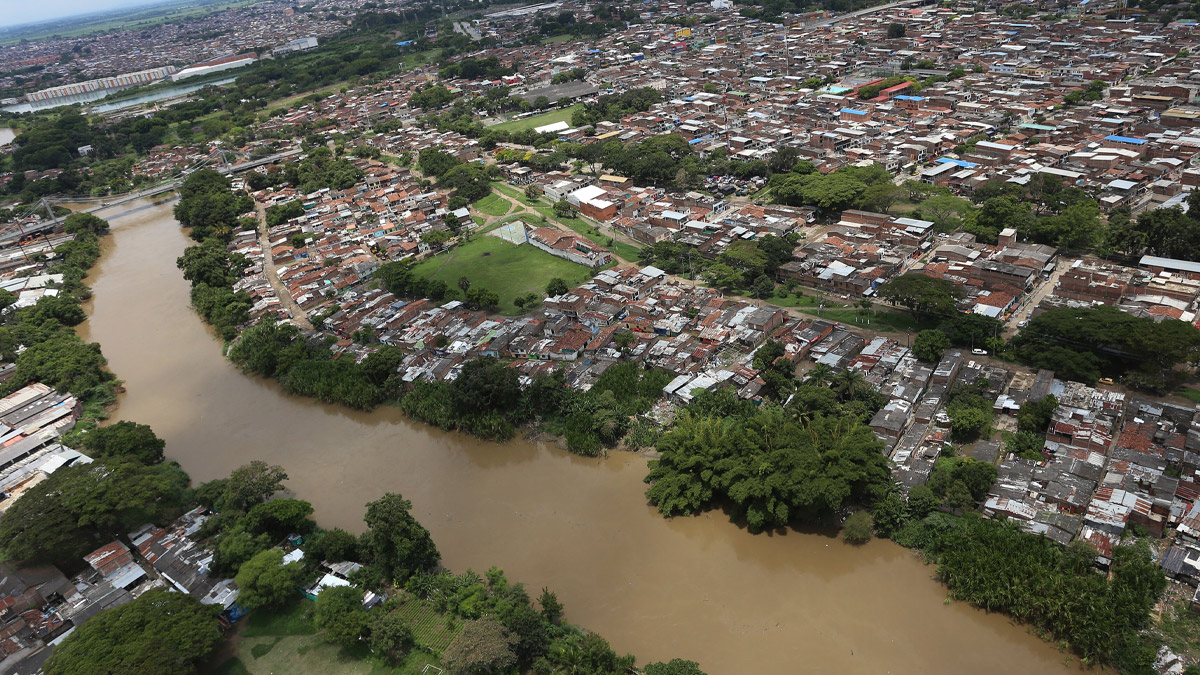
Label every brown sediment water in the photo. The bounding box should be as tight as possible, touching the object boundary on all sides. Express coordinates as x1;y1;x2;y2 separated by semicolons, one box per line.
0;128;14;146
78;198;1075;675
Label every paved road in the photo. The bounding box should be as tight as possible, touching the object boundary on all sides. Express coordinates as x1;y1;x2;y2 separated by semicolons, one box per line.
809;0;929;26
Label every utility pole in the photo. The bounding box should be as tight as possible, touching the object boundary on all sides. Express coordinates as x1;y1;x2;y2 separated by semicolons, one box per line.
38;198;58;248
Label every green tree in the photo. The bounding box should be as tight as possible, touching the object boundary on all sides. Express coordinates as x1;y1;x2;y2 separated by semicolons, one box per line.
538;588;563;624
369;609;415;664
751;274;775;299
0;460;189;567
360;493;440;583
76;421;165;465
222;460;288;510
871;488;910;536
234;548;305;609
62;212;110;236
859;182;904;214
443;617;518;675
841;511;874;545
975;196;1033;242
314;585;368;647
546;277;570;297
10;332;114;396
887;22;906;38
907;485;938;519
876;273;962;319
911;329;950;362
918;193;972;230
643;659;708;675
44;589;220;675
928;456;996;503
1016;394;1058;433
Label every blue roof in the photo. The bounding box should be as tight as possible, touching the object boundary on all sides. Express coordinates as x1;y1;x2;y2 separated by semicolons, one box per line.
840;108;868;115
688;138;705;144
395;40;414;46
937;157;978;168
1105;135;1147;145
894;95;925;101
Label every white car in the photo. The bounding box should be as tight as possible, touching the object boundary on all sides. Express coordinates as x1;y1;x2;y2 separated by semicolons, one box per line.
971;348;988;356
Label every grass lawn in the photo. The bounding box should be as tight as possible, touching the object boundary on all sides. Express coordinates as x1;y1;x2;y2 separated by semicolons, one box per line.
411;235;594;314
472;193;510;217
213;597;445;675
212;634;439;675
1175;386;1200;404
796;306;936;331
399;49;441;71
263;82;349;115
241;598;317;638
542;33;577;44
492;181;541;206
491;105;582;134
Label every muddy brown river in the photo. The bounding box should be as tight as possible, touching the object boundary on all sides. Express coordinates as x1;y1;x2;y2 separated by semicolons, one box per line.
78;199;1074;674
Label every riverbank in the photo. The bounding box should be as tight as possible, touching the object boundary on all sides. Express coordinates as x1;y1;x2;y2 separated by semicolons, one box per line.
76;197;1078;674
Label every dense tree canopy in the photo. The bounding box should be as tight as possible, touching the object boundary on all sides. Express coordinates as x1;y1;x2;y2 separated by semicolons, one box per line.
876;273;962;319
645;396;890;532
77;420;166;465
360;493;440;584
912;329;950;363
898;515;1166;671
314;585;369;647
0;459;189;567
234;548;306;609
1012;305;1200;387
44;589;220;675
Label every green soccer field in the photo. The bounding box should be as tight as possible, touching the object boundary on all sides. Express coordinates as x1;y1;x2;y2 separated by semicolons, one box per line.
411;234;595;314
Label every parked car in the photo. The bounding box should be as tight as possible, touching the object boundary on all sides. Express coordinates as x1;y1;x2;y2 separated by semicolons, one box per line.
971;348;988;355
1098;377;1115;385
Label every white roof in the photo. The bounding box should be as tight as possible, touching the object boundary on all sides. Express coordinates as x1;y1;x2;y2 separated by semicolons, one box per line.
534;120;570;134
569;185;606;202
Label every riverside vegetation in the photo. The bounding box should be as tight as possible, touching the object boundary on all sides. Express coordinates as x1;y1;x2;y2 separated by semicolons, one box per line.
172;162;1179;673
0;210;698;674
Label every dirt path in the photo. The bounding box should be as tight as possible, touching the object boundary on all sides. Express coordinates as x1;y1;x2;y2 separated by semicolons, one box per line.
255;202;314;330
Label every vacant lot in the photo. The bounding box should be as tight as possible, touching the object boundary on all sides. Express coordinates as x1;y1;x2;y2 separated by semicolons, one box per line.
411;234;593;314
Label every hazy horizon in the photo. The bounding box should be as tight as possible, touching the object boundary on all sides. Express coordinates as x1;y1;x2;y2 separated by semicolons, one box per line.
1;0;178;31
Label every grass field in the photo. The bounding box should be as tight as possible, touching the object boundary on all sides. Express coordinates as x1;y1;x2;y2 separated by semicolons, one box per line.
491;105;582;133
492;181;541;206
211;597;445;675
1175;386;1200;404
411;235;594;315
472;192;510;217
263;82;350;115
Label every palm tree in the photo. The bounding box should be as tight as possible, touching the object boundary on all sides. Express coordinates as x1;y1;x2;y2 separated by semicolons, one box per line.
831;368;866;402
804;363;833;387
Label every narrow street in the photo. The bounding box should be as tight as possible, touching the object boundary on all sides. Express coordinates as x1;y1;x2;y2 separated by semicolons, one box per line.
255;202;314;330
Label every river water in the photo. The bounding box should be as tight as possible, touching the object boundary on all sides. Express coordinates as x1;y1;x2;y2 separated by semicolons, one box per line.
1;77;236;114
77;199;1075;675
